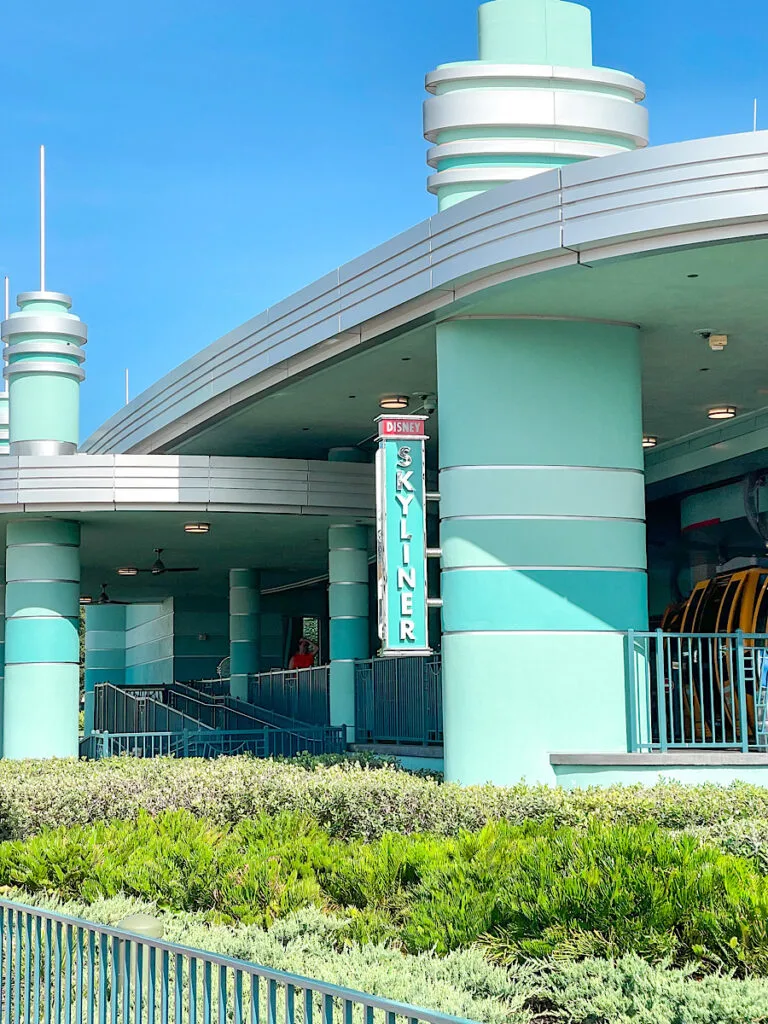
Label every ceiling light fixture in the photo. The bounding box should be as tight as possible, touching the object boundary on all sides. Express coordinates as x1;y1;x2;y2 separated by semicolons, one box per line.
707;406;737;420
184;523;210;534
379;395;410;410
642;436;658;449
79;596;93;605
117;567;139;576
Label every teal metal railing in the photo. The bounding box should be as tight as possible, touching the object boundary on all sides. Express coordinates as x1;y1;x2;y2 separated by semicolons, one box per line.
354;657;442;747
247;667;330;726
93;685;213;736
86;685;346;759
627;631;768;752
0;899;476;1024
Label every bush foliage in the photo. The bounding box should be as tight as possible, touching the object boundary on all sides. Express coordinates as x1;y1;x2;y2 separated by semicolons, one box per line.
4;756;768;841
4;810;768;974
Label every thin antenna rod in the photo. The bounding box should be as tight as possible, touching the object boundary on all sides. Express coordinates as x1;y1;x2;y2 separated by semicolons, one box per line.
3;277;8;321
754;98;759;132
125;368;129;406
39;145;46;292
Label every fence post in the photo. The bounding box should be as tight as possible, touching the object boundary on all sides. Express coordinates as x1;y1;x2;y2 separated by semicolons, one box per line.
182;730;190;757
736;630;750;752
625;629;637;752
655;629;668;753
100;732;110;759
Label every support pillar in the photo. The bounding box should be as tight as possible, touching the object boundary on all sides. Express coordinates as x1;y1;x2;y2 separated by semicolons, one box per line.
0;573;5;756
229;569;260;701
328;525;369;737
84;604;126;736
437;318;647;785
4;519;81;758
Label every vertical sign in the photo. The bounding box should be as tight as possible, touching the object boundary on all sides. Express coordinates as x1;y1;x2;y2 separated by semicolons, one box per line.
375;415;430;656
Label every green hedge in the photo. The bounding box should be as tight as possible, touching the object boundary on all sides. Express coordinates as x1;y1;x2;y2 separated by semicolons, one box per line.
12;893;768;1024
4;810;768;974
4;757;768;841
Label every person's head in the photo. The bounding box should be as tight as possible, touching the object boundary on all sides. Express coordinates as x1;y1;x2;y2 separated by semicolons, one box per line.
298;638;309;653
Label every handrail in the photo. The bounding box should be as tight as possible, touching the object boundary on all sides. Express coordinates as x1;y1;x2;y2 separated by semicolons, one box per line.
0;898;475;1024
626;630;768;752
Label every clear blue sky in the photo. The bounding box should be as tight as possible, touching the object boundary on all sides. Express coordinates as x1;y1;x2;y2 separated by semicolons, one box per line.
2;0;765;439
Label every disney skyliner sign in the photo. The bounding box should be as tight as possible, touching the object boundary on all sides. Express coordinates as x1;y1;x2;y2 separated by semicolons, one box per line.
375;415;432;656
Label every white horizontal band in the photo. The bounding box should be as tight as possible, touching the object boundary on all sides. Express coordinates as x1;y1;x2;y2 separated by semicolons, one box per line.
425;63;646;101
5;361;85;381
2;316;88;343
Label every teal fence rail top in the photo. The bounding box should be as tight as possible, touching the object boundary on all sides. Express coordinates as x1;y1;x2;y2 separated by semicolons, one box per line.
0;899;477;1024
626;630;768;752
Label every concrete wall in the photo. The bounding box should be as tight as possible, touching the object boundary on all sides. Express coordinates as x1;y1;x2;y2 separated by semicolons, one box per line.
174;596;229;682
125;602;174;687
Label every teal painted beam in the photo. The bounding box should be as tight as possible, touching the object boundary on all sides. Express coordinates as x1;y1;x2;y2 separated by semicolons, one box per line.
436;318;647;786
4;519;81;758
328;524;369;735
229;569;260;701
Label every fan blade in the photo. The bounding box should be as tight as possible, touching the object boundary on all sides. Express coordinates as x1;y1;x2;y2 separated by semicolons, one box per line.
164;567;199;573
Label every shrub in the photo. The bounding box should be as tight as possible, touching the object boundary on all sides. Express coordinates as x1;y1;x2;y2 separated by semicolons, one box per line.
5;757;768;841
5;812;768;975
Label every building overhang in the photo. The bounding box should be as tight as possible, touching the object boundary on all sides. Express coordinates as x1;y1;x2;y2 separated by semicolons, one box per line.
81;130;768;458
0;455;374;519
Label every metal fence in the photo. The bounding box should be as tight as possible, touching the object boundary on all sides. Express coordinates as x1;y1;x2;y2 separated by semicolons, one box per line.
0;899;476;1024
247;667;330;726
93;685;213;736
627;630;768;751
86;685;346;760
81;726;346;760
354;657;442;746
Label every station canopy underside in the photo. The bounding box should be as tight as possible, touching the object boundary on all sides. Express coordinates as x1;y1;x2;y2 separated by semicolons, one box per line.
163;237;768;475
0;509;365;605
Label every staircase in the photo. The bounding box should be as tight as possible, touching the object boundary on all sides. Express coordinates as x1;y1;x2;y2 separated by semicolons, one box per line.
82;683;346;759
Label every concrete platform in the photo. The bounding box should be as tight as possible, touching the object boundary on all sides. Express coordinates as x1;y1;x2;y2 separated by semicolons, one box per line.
551;751;768;787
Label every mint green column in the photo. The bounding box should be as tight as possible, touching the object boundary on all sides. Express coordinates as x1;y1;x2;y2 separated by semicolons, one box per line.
230;569;260;702
84;605;126;736
4;520;81;758
437;318;647;785
0;575;5;756
0;394;8;454
2;292;87;455
329;525;369;737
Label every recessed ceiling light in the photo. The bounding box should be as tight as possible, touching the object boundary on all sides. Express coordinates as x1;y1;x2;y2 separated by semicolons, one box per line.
117;567;139;576
401;357;411;362
79;596;93;605
184;523;210;534
687;274;699;279
642;436;658;449
707;406;737;420
379;395;409;410
348;395;356;399
699;367;710;372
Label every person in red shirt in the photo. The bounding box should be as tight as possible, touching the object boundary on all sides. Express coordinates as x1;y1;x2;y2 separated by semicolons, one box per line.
288;637;318;670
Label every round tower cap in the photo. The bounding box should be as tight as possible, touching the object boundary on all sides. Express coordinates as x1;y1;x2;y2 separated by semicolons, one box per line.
16;291;72;308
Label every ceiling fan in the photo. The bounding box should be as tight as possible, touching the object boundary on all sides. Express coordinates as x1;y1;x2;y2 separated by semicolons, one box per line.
98;583;129;606
137;548;199;576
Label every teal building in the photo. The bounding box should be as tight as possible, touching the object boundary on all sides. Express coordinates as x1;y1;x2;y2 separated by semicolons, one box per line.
3;0;768;785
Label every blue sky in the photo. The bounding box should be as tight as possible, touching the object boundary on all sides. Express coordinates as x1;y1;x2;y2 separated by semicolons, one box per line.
2;0;765;439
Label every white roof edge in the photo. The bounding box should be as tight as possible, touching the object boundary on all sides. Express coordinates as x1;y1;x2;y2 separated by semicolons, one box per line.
82;130;768;456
